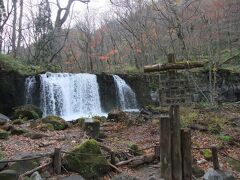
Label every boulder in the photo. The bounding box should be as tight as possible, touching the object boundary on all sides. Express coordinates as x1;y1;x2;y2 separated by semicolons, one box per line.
107;110;128;122
13;105;42;120
12;119;26;125
24;132;48;139
82;118;100;139
38;123;54;132
0;130;10;139
0;170;18;180
41;115;67;130
10;127;28;135
0;113;9;125
64;139;109;179
203;168;235;180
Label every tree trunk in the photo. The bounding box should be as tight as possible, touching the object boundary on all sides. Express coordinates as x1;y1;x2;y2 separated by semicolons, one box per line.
12;0;17;57
16;0;23;57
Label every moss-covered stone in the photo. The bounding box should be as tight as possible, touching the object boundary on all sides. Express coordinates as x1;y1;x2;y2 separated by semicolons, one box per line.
11;127;28;135
76;118;85;127
41;115;67;130
13;105;42;120
12;118;26;125
83;119;100;139
39;123;55;131
93;116;107;122
64;139;109;179
128;143;143;156
202;149;212;161
0;130;10;139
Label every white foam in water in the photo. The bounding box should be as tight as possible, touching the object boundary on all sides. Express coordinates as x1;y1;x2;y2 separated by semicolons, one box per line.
40;72;106;121
113;75;138;110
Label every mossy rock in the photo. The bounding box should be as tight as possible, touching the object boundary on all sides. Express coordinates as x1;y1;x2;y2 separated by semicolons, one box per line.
39;123;55;131
64;139;109;179
13;105;42;120
0;130;10;139
8;158;40;175
227;157;240;172
10;127;28;135
202;149;212;161
83;119;100;139
76;118;85;127
41;115;67;130
128;143;143;156
12;118;26;125
93;116;107;122
219;135;234;143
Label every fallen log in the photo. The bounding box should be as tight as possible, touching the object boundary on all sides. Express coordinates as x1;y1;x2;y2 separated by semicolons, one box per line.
144;61;206;73
116;154;155;167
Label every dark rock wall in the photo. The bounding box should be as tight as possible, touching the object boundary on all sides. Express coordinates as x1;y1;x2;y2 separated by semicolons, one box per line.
0;71;25;114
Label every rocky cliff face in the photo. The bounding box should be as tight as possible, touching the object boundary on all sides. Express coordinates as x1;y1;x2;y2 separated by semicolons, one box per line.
0;71;25;114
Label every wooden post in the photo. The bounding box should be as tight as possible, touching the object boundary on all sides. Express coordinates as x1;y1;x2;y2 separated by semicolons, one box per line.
160;116;172;180
170;105;182;180
181;128;192;180
211;146;220;170
110;151;116;165
154;143;160;161
53;148;61;174
168;54;182;180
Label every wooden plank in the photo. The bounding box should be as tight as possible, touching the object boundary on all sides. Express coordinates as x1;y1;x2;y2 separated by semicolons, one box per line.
160;116;172;180
53;148;61;174
181;128;192;180
170;105;182;180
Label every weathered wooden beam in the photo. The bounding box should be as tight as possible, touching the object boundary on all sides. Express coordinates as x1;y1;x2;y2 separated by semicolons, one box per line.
53;148;61;174
181;128;192;180
144;61;205;73
211;146;220;170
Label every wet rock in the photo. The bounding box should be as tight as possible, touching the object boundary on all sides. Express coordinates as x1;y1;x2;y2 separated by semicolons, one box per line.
0;170;18;180
0;113;9;125
64;139;109;179
203;168;235;180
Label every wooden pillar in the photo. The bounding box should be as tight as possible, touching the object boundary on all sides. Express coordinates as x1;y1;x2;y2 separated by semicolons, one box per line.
160;116;172;180
110;151;116;165
170;105;182;180
53;148;61;174
154;143;160;161
211;146;220;170
181;128;192;180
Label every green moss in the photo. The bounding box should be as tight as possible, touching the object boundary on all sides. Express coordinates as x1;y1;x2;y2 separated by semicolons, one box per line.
128;143;143;156
0;130;10;139
12;118;26;125
13;105;42;120
11;128;28;135
202;149;212;161
39;123;54;131
0;151;5;160
41;115;67;130
64;139;109;179
219;135;233;143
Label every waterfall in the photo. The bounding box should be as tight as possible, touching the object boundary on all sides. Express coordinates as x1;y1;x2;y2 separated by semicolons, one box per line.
113;75;138;110
25;76;36;104
40;72;104;120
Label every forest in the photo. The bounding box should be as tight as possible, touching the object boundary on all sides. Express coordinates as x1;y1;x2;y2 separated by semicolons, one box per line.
0;0;240;180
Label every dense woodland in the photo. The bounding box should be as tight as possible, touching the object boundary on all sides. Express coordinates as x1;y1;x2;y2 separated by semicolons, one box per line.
0;0;240;73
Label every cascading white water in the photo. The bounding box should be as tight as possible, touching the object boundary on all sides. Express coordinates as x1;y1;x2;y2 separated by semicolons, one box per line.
113;75;138;110
25;76;36;104
40;72;105;120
